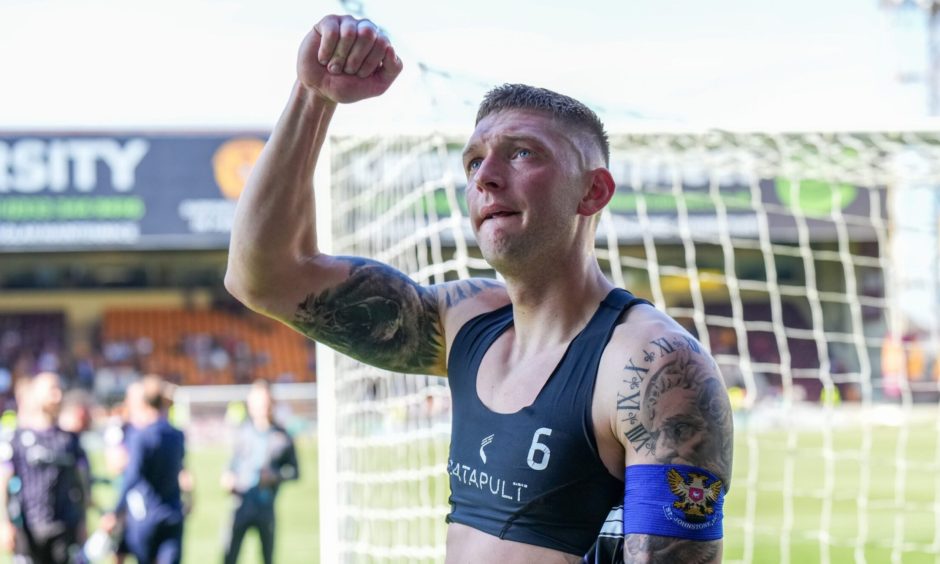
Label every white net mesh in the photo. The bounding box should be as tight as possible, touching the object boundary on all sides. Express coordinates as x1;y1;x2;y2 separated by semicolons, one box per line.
319;130;940;563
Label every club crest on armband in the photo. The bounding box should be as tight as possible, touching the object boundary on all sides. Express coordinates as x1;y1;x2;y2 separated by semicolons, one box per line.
665;468;723;525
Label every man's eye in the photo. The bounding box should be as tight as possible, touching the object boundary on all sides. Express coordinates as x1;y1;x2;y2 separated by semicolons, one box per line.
513;149;531;159
467;159;482;172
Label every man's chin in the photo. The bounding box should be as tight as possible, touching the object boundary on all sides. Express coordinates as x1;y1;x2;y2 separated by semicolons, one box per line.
480;244;528;276
479;246;508;271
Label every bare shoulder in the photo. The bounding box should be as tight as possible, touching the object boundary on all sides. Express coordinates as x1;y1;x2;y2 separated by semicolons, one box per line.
599;304;733;486
433;278;508;311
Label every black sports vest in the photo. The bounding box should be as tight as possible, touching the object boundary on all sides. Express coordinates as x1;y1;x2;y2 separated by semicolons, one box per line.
445;288;651;555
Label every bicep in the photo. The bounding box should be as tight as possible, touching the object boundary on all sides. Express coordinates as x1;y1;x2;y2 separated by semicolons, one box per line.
615;327;733;484
612;324;733;563
287;255;447;375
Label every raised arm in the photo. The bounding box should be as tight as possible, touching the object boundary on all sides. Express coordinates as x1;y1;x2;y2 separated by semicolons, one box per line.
614;316;734;563
224;15;449;375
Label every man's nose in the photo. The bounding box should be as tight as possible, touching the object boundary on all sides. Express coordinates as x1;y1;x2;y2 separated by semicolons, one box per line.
472;156;504;192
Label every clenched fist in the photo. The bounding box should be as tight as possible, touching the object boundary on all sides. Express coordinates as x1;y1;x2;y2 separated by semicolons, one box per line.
298;14;403;104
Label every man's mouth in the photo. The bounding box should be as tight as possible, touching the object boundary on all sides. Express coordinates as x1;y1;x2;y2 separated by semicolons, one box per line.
484;211;519;221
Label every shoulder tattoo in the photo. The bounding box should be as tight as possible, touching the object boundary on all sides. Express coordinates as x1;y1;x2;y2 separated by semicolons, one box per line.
617;331;733;486
437;278;502;308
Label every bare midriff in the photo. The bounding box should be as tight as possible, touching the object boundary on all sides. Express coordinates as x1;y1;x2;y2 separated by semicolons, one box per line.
444;522;582;564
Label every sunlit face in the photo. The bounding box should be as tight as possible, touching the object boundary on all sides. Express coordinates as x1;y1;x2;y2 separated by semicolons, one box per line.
247;386;273;422
462;109;589;274
123;381;144;423
32;372;63;416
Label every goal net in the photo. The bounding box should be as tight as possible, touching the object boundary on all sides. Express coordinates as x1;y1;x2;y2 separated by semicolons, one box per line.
318;129;940;563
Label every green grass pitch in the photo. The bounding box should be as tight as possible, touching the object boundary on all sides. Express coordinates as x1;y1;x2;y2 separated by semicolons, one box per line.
0;436;320;564
2;419;937;563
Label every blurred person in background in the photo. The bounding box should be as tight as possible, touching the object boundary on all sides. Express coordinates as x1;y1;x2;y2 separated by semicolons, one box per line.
0;372;91;563
99;375;187;564
58;388;95;435
158;382;195;519
100;380;194;564
220;379;298;564
101;380;143;564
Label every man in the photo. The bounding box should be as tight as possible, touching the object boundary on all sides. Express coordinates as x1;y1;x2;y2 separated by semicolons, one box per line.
58;388;94;435
225;14;733;563
220;379;298;564
100;375;186;564
0;372;90;563
99;381;141;564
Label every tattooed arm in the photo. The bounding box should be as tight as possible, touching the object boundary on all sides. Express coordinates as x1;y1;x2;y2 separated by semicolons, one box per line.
225;16;456;375
290;259;502;375
226;15;401;305
614;317;734;564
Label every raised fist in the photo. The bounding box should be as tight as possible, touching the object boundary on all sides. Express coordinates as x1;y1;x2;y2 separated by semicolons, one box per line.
297;14;403;104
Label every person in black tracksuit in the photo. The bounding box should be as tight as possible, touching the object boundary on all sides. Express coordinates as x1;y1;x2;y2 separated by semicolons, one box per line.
0;372;90;564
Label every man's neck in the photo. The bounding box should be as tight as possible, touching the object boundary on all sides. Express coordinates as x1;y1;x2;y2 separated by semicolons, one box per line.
135;410;160;428
501;258;615;355
252;417;272;431
29;413;55;431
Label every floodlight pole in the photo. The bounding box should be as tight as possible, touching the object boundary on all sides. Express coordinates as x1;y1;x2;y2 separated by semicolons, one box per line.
882;0;940;114
929;2;940;115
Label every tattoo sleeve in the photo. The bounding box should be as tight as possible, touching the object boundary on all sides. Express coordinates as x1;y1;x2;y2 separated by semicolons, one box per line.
623;534;721;564
617;332;733;483
616;330;733;563
291;257;446;375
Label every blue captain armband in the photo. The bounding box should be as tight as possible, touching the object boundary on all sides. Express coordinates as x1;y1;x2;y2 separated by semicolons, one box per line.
623;464;725;541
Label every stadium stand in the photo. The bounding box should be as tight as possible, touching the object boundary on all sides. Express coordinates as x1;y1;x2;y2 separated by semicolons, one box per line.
100;308;313;388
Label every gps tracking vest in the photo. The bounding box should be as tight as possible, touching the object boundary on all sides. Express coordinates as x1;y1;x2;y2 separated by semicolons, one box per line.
445;288;651;555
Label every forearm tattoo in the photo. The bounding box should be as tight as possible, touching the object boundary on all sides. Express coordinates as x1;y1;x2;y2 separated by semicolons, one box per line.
291;257;444;374
624;534;720;564
617;332;733;486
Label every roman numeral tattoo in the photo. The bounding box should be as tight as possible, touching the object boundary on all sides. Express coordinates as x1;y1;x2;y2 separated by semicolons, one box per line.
682;334;702;354
624;358;649;376
616;328;732;485
617;391;641;411
624;423;654;454
649;336;676;356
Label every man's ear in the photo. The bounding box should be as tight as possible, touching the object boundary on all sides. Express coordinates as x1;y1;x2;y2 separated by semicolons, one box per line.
577;168;616;216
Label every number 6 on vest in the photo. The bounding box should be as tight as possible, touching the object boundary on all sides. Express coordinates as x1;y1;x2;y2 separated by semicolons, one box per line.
526;428;552;471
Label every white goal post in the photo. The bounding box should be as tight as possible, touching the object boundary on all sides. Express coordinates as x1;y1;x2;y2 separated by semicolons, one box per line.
318;129;940;563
